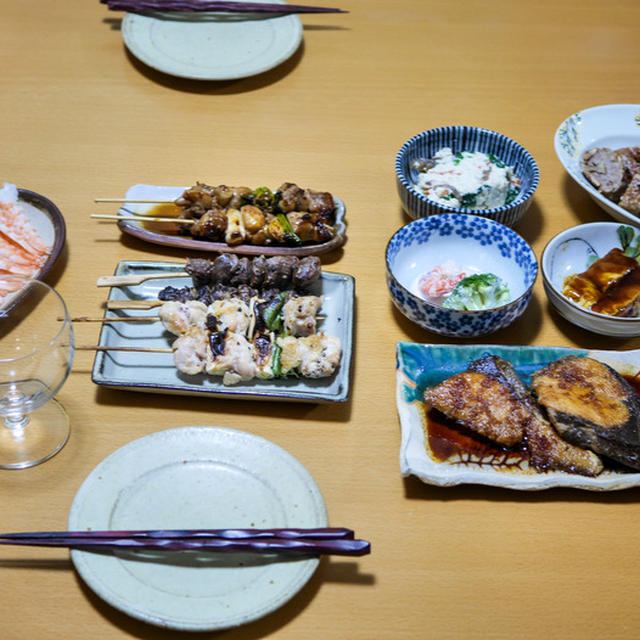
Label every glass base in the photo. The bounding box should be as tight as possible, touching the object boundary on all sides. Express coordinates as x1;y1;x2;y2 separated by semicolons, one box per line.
0;398;70;469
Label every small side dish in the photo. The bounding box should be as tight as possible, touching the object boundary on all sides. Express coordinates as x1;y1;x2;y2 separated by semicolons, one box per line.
397;342;640;490
554;104;640;226
412;148;521;210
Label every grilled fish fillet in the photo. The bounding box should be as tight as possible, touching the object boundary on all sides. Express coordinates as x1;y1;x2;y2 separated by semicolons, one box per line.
468;356;603;476
530;356;640;470
423;370;530;447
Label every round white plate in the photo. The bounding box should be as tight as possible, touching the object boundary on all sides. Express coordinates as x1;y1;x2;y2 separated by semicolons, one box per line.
68;426;327;631
554;104;640;226
121;6;303;80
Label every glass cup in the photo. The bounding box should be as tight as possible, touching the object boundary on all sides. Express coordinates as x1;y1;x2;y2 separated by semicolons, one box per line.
0;276;74;469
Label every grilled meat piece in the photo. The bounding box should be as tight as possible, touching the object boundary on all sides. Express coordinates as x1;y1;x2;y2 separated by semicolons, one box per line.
424;371;530;446
530;356;640;470
581;148;629;201
186;208;227;240
468;356;603;476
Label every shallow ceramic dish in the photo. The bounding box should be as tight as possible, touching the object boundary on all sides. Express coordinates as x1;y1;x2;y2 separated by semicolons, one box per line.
69;426;327;630
385;214;537;337
16;189;66;281
554;104;640;225
395;126;539;227
113;184;346;256
121;5;302;80
397;342;640;491
541;221;640;337
92;260;354;402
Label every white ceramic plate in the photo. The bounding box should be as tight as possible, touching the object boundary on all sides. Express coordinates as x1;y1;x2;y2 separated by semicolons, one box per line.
92;260;354;402
68;426;327;631
554;104;640;225
113;184;347;256
397;342;640;491
121;5;302;80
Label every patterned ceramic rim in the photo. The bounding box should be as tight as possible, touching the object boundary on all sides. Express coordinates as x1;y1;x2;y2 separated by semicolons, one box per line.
385;213;538;316
395;126;540;216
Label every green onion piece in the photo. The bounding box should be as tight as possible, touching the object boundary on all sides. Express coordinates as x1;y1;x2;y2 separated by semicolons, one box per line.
277;213;302;245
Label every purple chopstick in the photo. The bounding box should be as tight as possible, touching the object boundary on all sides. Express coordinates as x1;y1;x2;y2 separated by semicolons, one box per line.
0;527;354;541
102;0;348;14
0;531;369;556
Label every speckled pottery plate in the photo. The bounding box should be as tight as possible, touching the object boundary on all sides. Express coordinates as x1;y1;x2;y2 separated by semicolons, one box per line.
68;426;327;631
554;104;640;225
92;260;354;402
110;184;346;256
397;342;640;490
121;4;302;80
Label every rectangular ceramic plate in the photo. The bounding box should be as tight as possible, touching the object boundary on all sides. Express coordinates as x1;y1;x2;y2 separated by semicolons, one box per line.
92;261;354;403
396;342;640;491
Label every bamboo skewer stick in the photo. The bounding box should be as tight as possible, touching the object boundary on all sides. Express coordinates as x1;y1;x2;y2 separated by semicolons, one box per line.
76;345;173;353
105;299;165;310
91;214;193;224
97;272;189;287
68;316;158;323
95;198;177;204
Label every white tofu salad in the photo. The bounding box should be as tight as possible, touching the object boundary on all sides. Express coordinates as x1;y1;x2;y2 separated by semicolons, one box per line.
412;148;521;209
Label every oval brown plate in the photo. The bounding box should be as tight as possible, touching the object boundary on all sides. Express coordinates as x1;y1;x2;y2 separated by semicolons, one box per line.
112;185;346;256
18;188;66;281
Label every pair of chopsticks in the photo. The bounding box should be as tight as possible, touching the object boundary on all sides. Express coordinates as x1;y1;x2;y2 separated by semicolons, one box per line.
0;527;370;556
101;0;348;15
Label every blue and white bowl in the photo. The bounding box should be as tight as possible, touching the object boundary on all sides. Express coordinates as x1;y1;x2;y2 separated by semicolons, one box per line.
385;214;538;337
395;126;539;227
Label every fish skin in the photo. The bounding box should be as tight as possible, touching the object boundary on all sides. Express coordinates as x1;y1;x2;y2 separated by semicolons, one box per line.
530;356;640;470
468;356;603;477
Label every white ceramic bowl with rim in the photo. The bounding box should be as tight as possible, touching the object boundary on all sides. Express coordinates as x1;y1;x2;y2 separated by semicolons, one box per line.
541;221;640;337
554;104;640;226
385;213;538;337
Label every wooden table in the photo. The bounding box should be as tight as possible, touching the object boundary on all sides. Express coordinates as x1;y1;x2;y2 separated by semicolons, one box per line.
1;0;639;637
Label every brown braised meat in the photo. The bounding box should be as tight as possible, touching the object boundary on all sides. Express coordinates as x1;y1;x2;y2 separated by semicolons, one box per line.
467;356;603;476
531;356;640;470
614;147;640;177
620;173;640;215
562;247;640;317
581;148;629;201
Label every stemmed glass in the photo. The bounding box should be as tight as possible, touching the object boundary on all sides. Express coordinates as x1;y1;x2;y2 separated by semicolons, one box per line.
0;276;74;469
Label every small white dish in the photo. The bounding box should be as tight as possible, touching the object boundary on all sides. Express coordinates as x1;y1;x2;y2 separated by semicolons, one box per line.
68;426;328;631
541;221;640;337
397;342;640;491
121;5;302;80
92;260;354;402
554;104;640;225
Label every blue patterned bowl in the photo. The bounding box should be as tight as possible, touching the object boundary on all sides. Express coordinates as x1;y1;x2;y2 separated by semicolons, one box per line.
385;214;538;337
395;126;539;227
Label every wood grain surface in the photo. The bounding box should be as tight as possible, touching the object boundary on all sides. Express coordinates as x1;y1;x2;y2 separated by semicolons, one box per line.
0;0;639;638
